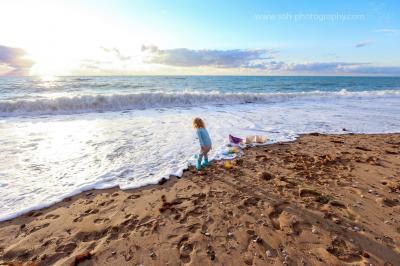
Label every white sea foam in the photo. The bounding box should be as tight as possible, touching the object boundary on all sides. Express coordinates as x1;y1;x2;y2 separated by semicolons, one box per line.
1;89;400;117
1;94;400;221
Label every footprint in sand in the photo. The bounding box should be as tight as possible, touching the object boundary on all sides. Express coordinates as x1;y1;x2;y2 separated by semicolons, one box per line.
126;194;141;200
376;197;399;207
268;201;289;230
74;229;107;242
29;222;50;233
187;223;201;233
299;188;321;198
55;242;77;254
27;211;43;217
207;245;216;261
326;237;362;263
180;243;194;263
73;208;100;222
179;205;205;224
177;235;194;263
45;214;60;219
120;216;139;231
329;200;347;209
99;199;114;207
94;218;111;224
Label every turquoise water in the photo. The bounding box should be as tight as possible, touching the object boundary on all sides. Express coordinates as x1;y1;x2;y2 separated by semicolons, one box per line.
0;76;399;116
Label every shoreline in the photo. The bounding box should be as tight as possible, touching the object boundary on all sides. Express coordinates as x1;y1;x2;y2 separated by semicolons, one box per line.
0;132;382;223
1;133;399;265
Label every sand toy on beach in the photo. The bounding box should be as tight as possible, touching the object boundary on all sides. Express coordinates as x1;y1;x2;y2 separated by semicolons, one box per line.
229;134;243;144
244;135;268;144
224;160;233;169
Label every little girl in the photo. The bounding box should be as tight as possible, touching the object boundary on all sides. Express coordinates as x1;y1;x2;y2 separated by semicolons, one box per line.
193;117;212;170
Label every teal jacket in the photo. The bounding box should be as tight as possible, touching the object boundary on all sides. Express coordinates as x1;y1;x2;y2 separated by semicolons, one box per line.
196;128;212;147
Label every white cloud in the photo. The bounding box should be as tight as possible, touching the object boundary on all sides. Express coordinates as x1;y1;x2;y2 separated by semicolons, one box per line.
141;45;277;69
374;28;400;35
285;62;362;72
0;44;34;76
355;40;372;48
100;47;131;61
341;65;400;75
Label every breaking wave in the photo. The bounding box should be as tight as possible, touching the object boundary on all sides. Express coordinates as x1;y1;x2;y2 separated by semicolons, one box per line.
1;89;399;116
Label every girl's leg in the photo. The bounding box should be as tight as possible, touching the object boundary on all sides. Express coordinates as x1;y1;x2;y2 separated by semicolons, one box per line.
201;152;208;166
202;147;210;166
196;151;204;170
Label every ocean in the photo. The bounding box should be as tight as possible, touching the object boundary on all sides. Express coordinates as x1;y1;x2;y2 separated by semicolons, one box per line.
1;76;400;221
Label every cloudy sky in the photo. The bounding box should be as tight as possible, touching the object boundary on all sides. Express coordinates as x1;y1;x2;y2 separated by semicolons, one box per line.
0;0;400;76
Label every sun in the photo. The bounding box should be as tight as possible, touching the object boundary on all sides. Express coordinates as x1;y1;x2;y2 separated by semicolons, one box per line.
1;0;175;76
39;75;59;82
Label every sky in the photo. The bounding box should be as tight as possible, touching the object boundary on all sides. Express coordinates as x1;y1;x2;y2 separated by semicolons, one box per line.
0;0;399;76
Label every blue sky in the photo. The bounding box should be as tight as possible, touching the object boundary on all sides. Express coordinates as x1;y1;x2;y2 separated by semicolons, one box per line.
0;0;399;76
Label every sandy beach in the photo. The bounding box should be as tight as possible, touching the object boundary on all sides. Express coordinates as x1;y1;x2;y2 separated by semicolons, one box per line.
1;133;399;265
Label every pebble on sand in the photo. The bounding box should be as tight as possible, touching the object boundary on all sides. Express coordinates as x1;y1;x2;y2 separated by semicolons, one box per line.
311;225;319;234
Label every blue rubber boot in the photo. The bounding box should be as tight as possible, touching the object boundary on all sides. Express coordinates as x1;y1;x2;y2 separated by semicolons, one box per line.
202;158;209;167
196;159;202;170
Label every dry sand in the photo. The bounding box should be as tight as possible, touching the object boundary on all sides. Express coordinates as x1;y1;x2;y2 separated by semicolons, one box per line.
1;133;399;266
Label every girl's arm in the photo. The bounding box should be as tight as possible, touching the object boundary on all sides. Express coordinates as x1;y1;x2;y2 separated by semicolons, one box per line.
197;130;205;146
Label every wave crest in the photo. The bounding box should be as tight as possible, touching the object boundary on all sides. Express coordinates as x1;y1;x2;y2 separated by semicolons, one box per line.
0;90;399;116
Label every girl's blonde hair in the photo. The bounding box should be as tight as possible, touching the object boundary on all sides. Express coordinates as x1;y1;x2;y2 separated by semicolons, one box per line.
193;117;205;128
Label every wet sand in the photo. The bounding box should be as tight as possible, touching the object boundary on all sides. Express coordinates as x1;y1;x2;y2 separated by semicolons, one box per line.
1;133;399;265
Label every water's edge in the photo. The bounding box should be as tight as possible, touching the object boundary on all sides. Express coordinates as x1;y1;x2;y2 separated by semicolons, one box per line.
1;132;399;222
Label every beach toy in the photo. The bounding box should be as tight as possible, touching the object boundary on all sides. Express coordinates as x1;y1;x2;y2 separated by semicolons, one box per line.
245;135;268;144
232;146;239;153
255;135;267;143
224;160;232;170
222;150;230;156
222;148;235;156
229;134;243;144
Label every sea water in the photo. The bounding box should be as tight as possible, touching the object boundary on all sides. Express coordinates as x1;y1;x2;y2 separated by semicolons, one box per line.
1;76;400;221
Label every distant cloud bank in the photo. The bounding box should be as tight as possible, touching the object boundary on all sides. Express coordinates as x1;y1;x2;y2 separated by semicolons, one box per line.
141;45;277;69
0;45;34;76
141;45;400;75
284;62;400;75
